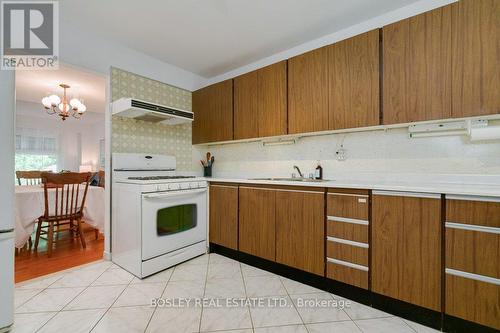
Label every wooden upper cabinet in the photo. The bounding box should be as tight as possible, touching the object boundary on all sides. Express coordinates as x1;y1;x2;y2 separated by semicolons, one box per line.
451;0;500;118
209;184;238;250
234;62;287;140
238;187;276;261
372;192;442;311
329;30;380;130
288;47;329;134
275;189;325;275
192;79;233;144
382;5;453;124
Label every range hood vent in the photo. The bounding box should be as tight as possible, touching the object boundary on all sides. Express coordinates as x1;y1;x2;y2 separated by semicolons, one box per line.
111;98;193;125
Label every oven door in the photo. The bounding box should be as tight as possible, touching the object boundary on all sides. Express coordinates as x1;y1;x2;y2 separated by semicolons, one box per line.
141;187;207;261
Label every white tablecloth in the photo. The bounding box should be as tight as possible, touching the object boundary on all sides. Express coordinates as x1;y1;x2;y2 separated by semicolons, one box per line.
14;185;105;248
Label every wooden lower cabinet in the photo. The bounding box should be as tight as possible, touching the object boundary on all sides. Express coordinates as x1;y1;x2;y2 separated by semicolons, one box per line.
275;189;325;275
326;189;370;289
238;187;276;261
445;196;500;330
372;192;442;311
209;184;238;250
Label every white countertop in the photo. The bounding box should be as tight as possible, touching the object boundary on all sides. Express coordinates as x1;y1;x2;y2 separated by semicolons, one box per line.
206;177;500;198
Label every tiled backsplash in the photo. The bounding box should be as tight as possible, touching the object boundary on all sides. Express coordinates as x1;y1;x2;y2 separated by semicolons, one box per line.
110;67;193;171
193;125;500;179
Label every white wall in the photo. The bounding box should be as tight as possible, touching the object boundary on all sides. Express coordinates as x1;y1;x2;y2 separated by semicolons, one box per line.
59;24;207;92
16;100;105;172
193;125;500;181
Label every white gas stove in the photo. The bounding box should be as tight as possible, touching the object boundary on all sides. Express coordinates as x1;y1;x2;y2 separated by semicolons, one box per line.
112;153;207;278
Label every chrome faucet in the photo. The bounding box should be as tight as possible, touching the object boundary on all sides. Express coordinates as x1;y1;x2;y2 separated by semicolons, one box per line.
293;165;304;178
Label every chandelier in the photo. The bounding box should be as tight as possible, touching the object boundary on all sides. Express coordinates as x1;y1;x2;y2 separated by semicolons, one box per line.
41;83;87;120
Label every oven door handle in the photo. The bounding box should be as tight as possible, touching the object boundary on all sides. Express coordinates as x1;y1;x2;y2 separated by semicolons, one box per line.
143;188;207;199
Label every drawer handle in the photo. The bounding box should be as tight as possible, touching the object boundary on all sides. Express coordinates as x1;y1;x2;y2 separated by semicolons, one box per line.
326;236;369;248
327;257;369;272
445;268;500;286
328;192;369;198
445;222;500;234
327;216;369;226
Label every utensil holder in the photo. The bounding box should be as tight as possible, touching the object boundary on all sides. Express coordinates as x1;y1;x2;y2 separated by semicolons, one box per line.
203;166;212;177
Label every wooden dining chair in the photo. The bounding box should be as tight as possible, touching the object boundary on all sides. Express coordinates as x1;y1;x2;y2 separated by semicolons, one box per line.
34;172;91;257
97;170;105;188
16;170;43;185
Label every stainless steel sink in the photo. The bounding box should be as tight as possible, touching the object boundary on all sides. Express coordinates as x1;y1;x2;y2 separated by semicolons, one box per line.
249;177;329;183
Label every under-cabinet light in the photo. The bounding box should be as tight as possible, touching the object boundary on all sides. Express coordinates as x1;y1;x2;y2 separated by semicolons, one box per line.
262;138;298;146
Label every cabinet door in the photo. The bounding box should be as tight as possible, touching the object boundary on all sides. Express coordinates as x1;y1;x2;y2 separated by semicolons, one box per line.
451;0;500;118
288;47;329;134
258;61;287;138
382;5;452;124
234;70;259;139
372;192;442;311
239;187;276;261
209;184;238;250
329;30;380;130
192;79;233;144
276;189;325;275
234;62;287;140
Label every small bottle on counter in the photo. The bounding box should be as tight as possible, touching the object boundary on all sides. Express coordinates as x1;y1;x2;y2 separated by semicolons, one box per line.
315;161;323;180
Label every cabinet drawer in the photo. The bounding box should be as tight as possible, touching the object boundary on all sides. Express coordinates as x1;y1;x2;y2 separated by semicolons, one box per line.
326;261;368;289
326;239;368;266
327;191;369;221
446;227;500;279
446;197;500;228
446;273;500;330
327;220;368;243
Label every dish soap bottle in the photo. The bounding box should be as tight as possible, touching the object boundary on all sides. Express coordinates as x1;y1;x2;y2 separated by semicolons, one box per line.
315;161;323;180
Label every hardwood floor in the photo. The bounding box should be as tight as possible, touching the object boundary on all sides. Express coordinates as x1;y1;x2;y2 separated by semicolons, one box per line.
15;223;104;283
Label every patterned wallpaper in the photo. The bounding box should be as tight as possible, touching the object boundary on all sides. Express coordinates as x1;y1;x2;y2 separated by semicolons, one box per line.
110;67;193;171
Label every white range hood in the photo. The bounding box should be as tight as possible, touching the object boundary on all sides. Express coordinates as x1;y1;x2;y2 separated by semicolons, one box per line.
111;98;193;125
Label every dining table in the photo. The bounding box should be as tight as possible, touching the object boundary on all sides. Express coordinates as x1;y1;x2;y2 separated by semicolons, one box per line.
14;185;105;248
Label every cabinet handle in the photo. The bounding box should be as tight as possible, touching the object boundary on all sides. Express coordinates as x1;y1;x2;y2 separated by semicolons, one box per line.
446;268;500;286
445;222;500;234
327;216;369;226
446;194;500;203
326;236;369;248
327;257;369;272
372;190;440;199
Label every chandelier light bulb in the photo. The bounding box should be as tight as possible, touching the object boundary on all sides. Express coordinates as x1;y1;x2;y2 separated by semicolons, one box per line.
42;97;51;108
78;103;87;113
49;94;61;106
70;98;81;109
58;102;69;112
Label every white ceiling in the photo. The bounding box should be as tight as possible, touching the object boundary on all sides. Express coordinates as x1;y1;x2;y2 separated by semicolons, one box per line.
59;0;420;78
15;64;106;114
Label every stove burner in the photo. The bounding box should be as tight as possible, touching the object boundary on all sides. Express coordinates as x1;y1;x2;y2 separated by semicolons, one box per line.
127;175;196;181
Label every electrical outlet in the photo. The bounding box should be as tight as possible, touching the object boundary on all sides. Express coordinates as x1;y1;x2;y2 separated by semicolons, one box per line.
336;148;346;161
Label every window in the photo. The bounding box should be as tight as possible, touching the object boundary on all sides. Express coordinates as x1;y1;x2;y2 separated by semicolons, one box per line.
15;128;58;173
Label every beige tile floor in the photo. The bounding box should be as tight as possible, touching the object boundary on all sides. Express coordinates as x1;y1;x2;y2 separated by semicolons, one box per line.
13;253;440;333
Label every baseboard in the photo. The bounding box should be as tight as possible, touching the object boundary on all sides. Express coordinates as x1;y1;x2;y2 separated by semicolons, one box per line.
209;243;497;333
103;251;111;261
443;314;499;333
370;293;442;330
